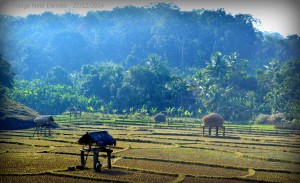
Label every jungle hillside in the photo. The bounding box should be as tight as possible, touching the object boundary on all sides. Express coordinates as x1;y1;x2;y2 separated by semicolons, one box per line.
0;3;300;128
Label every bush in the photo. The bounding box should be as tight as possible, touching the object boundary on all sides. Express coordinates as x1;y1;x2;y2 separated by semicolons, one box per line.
267;113;284;125
154;113;166;123
254;114;269;124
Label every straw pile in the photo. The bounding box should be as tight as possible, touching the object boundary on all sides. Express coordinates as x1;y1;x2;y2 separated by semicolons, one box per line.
34;115;54;125
154;113;166;122
202;113;224;127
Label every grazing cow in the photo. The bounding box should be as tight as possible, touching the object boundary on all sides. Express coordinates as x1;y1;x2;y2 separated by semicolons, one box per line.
69;107;82;118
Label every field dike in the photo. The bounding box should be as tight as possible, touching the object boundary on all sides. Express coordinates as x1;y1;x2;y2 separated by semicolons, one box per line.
240;168;256;178
172;174;185;183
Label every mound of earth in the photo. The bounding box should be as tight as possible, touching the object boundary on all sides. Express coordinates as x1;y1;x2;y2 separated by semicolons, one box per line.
0;96;38;130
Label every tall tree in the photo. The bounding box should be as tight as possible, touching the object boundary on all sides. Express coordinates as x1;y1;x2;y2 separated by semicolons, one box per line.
0;55;14;95
276;59;300;120
47;66;72;85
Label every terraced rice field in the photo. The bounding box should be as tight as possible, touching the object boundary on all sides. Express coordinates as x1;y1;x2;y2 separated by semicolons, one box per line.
0;119;300;182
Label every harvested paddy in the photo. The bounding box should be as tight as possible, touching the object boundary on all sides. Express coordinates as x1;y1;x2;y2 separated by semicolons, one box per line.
0;120;299;182
0;153;78;174
114;158;248;177
116;147;300;171
250;171;300;182
0;175;103;183
66;168;176;183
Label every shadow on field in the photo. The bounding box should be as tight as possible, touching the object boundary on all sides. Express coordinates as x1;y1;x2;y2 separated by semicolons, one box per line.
203;135;240;140
98;169;127;176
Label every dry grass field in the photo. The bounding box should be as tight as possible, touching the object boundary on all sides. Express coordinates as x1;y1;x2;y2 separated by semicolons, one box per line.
0;116;300;182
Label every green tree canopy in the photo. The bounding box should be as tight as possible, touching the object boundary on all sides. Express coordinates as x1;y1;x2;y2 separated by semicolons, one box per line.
47;66;72;85
0;55;15;95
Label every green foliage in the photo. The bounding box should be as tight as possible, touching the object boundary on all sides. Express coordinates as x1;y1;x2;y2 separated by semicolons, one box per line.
8;79;99;114
2;5;298;80
7;53;300;126
149;107;157;115
0;55;15;94
2;4;299;123
47;66;71;85
191;52;258;120
254;114;269;124
275;59;300;121
177;107;184;117
184;110;192;117
165;107;175;117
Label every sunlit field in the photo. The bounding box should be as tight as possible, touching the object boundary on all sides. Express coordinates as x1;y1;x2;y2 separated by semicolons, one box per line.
1;114;300;183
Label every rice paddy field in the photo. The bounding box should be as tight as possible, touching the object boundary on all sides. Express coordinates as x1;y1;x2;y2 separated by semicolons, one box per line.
1;115;300;182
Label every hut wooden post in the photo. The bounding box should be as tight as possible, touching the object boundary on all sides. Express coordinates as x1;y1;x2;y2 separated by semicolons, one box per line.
202;126;205;136
202;113;226;137
93;151;100;172
78;131;116;172
47;123;51;136
33;115;54;137
107;149;113;169
208;127;212;135
80;150;85;166
39;126;42;135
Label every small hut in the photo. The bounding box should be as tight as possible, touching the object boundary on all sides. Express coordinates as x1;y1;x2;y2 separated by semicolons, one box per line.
78;131;116;147
33;115;54;136
77;131;116;172
69;107;82;118
202;113;225;136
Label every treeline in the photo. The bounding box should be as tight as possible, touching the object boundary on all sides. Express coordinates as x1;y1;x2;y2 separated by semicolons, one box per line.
8;54;191;114
7;53;300;124
0;3;299;80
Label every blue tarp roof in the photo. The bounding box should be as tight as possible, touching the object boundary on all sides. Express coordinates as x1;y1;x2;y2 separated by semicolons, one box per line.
78;131;116;147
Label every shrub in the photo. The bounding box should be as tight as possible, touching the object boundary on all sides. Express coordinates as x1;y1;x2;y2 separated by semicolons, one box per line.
254;114;269;124
267;113;284;125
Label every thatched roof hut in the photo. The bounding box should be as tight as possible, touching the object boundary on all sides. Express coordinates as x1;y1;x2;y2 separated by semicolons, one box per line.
202;113;224;127
154;113;166;122
34;115;54;125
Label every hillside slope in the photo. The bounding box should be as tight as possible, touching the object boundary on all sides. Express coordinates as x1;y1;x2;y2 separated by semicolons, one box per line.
0;96;38;130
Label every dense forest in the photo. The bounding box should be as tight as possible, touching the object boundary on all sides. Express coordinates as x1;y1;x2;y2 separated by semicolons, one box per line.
0;3;299;124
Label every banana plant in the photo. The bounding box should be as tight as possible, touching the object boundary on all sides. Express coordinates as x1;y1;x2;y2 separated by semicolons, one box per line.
149;107;157;116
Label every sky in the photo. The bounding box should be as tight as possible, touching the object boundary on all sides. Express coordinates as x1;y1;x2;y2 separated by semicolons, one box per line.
0;0;299;37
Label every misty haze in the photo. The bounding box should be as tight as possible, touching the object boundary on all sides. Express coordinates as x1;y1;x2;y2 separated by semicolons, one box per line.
0;2;299;183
